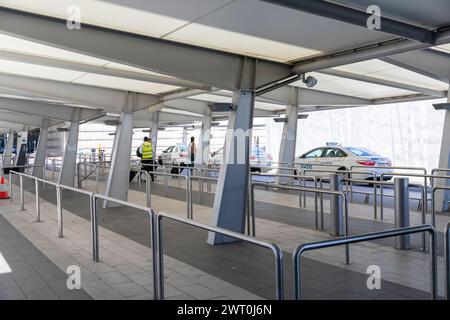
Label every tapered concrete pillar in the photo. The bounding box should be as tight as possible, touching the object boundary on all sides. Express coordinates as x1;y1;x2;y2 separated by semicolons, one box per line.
15;131;28;167
103;112;133;208
58;121;79;187
150;111;159;159
208;91;254;244
436;88;450;212
197;110;212;165
33;122;49;178
277;87;299;184
3;130;14;166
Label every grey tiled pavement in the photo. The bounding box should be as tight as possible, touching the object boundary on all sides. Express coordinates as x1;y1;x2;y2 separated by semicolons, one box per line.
0;214;91;300
14;177;434;300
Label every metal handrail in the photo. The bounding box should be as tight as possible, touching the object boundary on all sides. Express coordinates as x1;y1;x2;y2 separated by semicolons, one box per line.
432;186;450;228
9;170;99;259
346;178;428;251
251;172;318;208
293;224;437;300
189;175;218;207
93;193;158;299
445;222;450;300
155;211;284;300
351;166;428;212
304;169;378;217
250;181;350;264
135;170;193;219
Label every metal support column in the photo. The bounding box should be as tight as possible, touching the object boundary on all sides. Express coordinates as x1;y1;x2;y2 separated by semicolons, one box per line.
197;109;212;165
103;112;133;208
207;91;254;245
394;177;411;250
330;174;345;236
150;111;159;160
277;87;299;185
58;120;79;187
14;131;28;167
435;87;450;212
3;130;14;166
182;126;188;145
33;122;48;178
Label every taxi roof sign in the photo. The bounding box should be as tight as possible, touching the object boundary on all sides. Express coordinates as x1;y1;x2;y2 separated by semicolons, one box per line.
326;142;342;146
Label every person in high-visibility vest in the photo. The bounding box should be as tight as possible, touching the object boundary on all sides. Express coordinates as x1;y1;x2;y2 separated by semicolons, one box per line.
137;137;155;182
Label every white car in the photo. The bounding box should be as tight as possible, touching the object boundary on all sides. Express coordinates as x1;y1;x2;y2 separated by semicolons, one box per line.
209;146;273;172
157;143;189;166
295;145;393;181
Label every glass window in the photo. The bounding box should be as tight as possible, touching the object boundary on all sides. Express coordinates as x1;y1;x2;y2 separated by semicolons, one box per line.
303;148;324;158
178;145;187;152
346;147;378;157
324;148;346;158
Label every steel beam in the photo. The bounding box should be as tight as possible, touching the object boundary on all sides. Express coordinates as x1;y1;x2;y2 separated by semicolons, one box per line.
0;7;292;91
0;49;207;90
208;91;254;244
0;96;103;122
435;87;450;212
320;69;446;98
0;110;60;128
103;112;133;208
0;72;160;112
262;85;371;106
58;118;79;187
260;0;436;44
381;49;450;83
0;121;29;132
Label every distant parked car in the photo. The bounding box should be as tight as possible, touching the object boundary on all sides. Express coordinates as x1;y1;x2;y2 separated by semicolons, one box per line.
209;146;273;172
295;144;393;181
157;143;189;166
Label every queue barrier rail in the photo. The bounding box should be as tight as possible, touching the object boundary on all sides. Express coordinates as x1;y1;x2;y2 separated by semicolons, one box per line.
250;181;350;264
293;224;437;300
445;221;450;300
155;211;284;300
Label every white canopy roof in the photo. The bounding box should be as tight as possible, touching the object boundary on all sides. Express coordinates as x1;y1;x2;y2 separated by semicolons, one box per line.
0;0;448;129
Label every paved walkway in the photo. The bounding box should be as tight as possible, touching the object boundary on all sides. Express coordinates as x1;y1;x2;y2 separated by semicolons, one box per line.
0;212;91;300
10;175;440;300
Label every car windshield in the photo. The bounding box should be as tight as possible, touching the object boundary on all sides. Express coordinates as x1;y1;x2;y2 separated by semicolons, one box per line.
346;147;378;157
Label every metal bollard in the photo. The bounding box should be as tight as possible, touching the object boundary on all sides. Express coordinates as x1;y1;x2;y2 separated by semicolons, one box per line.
52;158;56;182
145;171;151;208
9;171;12;203
95;166;99;194
56;186;63;238
91;196;99;262
330;174;344;236
35;179;40;222
394;177;410;250
20;175;24;211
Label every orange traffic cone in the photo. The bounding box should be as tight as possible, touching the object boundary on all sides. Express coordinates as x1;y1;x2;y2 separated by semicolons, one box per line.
0;175;10;200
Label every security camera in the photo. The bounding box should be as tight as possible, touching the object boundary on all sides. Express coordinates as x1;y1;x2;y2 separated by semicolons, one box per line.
302;74;317;88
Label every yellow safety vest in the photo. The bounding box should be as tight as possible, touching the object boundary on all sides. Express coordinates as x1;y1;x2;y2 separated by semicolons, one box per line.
142;141;153;159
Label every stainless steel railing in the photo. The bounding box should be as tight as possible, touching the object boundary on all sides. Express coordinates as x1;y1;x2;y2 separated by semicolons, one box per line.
155;211;284;300
445;221;450;300
250;181;351;264
9;170;99;262
293;224;437;300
